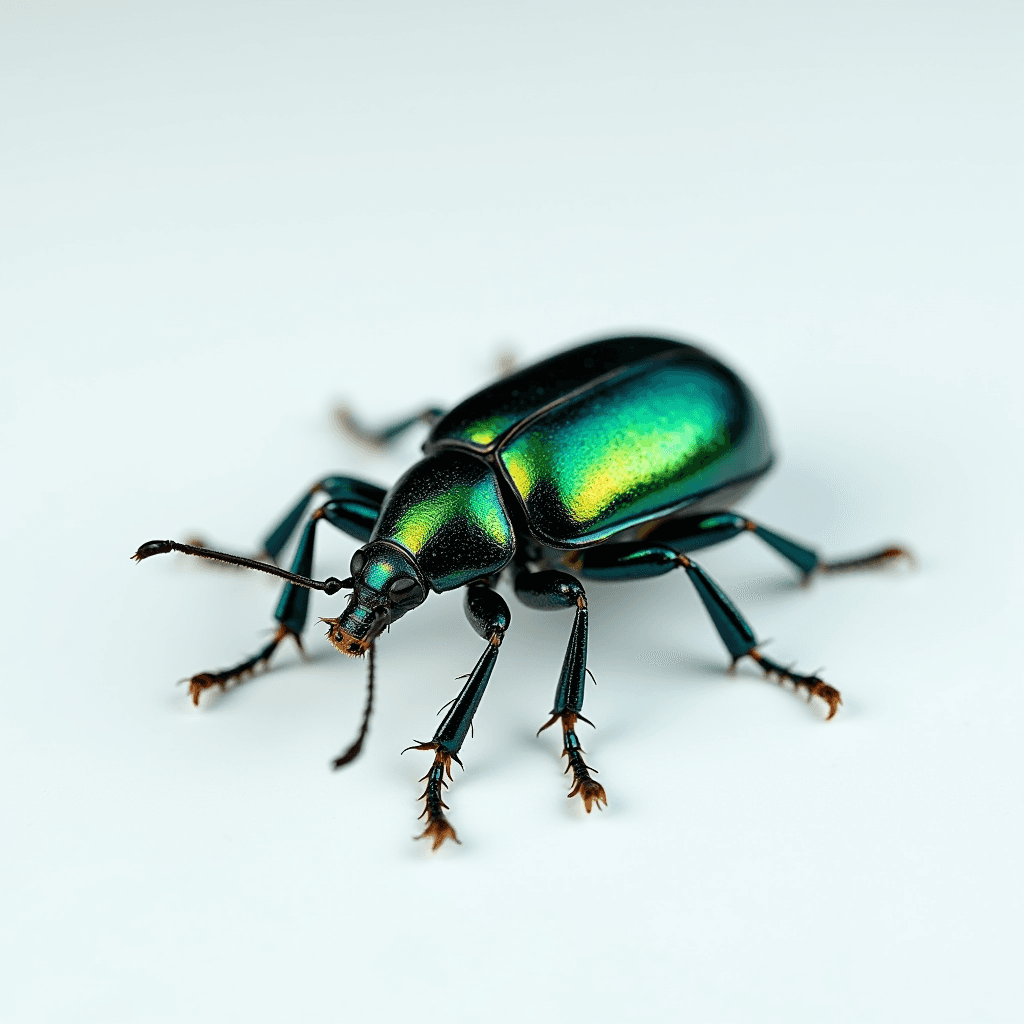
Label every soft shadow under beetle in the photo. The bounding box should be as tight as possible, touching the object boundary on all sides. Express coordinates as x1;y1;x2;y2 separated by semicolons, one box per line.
134;335;908;848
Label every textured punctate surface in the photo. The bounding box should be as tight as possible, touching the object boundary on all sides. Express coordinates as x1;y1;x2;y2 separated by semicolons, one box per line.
426;336;681;450
371;450;515;591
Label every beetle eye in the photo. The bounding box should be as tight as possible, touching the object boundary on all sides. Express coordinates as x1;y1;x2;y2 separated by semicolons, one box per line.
350;550;367;575
388;577;421;601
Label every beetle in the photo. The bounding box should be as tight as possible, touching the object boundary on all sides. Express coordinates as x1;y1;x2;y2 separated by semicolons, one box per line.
134;335;908;848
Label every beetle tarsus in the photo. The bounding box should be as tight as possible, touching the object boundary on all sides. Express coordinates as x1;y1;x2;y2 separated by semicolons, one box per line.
547;712;607;812
743;649;843;719
184;625;299;705
411;744;462;850
819;545;913;576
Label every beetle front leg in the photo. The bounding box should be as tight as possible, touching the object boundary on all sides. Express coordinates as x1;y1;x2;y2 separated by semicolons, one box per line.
579;543;842;719
514;570;606;813
185;475;386;564
181;484;385;705
407;583;511;850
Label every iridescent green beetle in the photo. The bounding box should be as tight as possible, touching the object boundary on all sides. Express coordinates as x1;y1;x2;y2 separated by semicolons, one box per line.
134;336;908;848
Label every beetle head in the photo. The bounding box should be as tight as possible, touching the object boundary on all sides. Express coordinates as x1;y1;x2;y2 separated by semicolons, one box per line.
322;541;427;656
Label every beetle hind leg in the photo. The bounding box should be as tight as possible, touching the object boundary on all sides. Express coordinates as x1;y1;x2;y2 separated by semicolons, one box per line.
578;544;844;719
818;545;912;577
740;649;842;719
643;512;911;583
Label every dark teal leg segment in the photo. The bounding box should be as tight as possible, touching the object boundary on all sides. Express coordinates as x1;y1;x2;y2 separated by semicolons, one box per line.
576;542;843;717
680;557;757;660
411;583;510;849
513;570;589;716
555;597;588;717
514;569;606;812
429;583;511;755
645;512;748;552
578;542;757;659
751;524;819;576
262;491;315;561
464;581;512;640
320;499;379;542
273;492;386;637
433;643;500;756
273;515;318;636
644;512;820;577
262;476;386;560
177;479;386;707
575;542;679;581
320;476;388;506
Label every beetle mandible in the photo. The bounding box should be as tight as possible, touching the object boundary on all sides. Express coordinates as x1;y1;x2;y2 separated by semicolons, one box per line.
134;335;909;848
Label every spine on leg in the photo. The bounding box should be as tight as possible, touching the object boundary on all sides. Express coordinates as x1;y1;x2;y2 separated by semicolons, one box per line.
435;637;502;755
552;596;588;717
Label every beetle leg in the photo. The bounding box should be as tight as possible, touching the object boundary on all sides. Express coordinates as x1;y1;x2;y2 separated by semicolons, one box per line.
643;511;911;582
184;475;386;565
179;486;386;706
183;624;301;705
816;545;913;576
335;405;445;450
261;475;387;560
514;569;606;813
578;542;843;719
741;650;842;720
406;583;511;850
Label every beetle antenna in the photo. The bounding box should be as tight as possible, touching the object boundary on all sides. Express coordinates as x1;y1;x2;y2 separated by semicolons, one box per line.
331;642;376;769
131;539;353;595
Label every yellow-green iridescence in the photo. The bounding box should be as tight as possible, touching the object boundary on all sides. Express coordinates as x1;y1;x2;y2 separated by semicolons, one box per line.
384;482;511;557
500;366;739;542
363;551;406;592
462;414;517;446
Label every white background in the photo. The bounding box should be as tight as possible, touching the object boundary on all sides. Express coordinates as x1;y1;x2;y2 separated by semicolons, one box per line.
2;3;1022;1022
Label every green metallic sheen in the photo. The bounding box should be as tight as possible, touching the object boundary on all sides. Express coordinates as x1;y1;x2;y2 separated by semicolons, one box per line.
430;339;772;548
427;337;681;451
370;450;515;592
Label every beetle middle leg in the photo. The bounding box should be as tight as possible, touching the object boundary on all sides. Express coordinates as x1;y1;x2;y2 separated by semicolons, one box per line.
335;405;446;450
182;479;386;704
407;582;511;849
642;512;911;582
513;568;607;813
578;543;843;719
335;350;518;449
